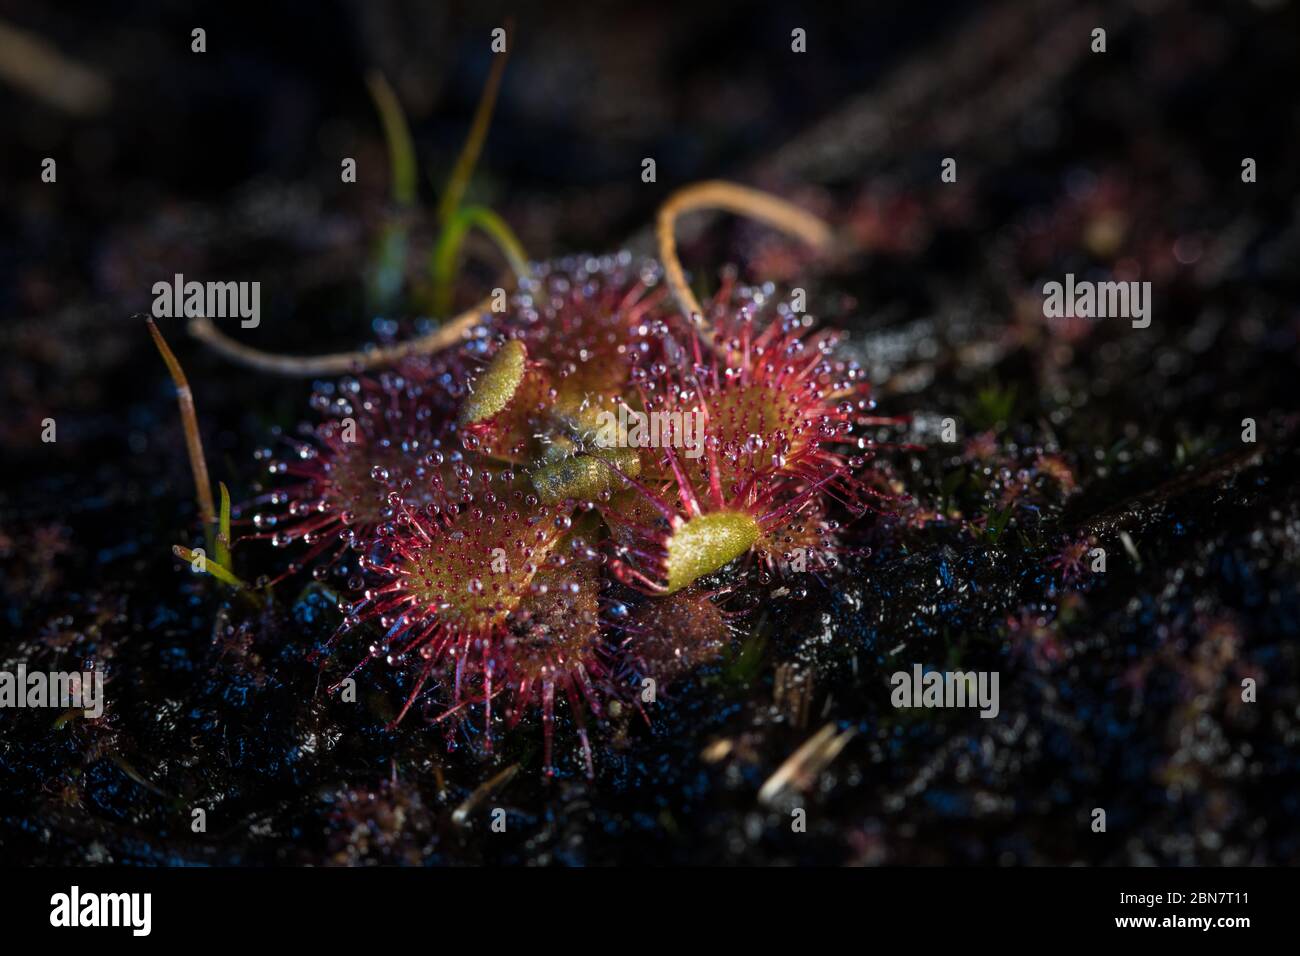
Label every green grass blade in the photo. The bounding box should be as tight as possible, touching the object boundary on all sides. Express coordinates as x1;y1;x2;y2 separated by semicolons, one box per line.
429;205;528;316
216;481;232;568
173;544;246;590
366;71;416;207
364;71;417;310
436;35;511;226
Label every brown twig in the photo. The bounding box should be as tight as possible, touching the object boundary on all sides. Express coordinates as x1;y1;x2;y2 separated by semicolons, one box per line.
757;721;856;807
192;181;825;374
451;762;519;827
0;19;111;116
147;319;216;531
187;290;498;376
655;180;833;336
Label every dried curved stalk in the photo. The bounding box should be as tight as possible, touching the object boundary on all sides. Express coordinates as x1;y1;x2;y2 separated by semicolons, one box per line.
192;180;829;375
187;290;496;376
148;318;216;530
655;180;833;334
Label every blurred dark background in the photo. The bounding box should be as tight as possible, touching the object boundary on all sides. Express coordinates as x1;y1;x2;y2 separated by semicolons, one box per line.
2;0;965;300
2;0;1299;865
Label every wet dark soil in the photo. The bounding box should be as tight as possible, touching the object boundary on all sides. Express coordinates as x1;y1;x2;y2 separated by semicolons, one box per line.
1;0;1297;864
